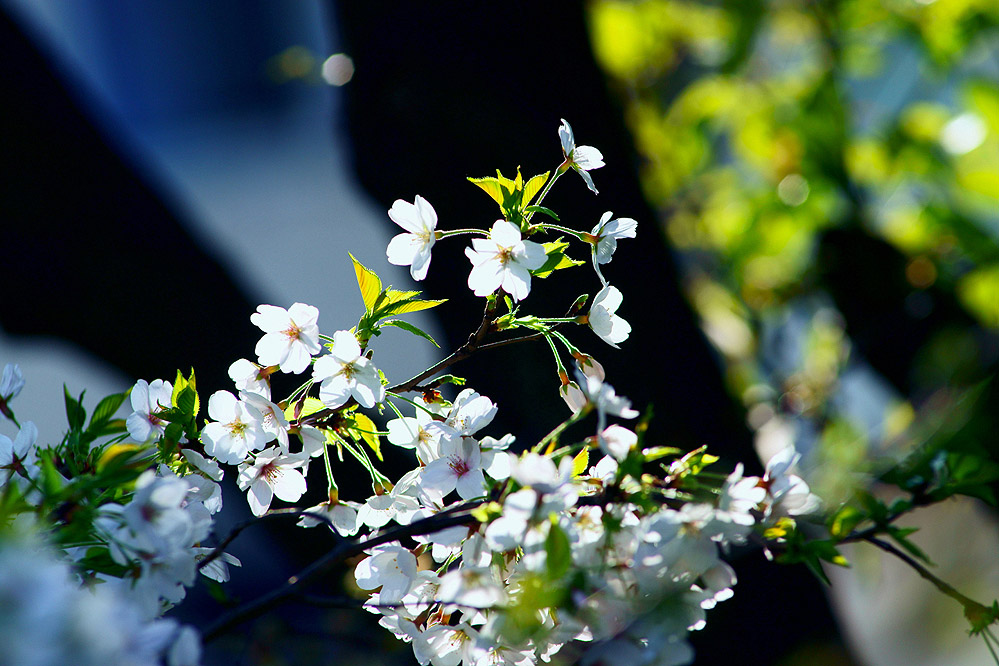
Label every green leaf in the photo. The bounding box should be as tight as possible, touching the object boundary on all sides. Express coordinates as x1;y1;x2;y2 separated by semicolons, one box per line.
828;504;865;539
378;296;448;318
164;422;183;442
522;172;550;207
380;319;440;348
887;526;935;565
87;392;128;433
350;253;383;312
283;397;325;422
176;386;198;417
525;205;559;221
64;386;86;431
467;176;506;207
171;369;199;417
545;518;572;580
533;239;585;279
347;412;382;461
39;451;64;496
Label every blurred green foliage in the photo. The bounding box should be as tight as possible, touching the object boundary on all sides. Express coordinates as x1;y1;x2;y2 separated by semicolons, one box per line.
588;0;999;501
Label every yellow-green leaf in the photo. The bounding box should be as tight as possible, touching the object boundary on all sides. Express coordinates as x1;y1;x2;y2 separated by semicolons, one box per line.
349;412;382;461
572;448;589;476
284;397;326;421
468;176;506;206
349;253;382;312
383;288;422;304
522;171;550;206
383;297;448;316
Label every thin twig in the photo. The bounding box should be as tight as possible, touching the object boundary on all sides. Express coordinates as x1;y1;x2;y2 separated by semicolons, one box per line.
197;508;337;571
201;501;485;642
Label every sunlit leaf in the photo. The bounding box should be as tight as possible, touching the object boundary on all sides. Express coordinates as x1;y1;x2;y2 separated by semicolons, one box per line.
349;253;383;312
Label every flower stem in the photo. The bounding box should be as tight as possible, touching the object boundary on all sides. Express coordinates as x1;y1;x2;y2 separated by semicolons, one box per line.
525;166;566;223
437;228;489;238
536;223;587;240
532;405;590;454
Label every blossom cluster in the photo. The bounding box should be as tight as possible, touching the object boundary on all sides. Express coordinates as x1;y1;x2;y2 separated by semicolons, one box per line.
0;120;826;666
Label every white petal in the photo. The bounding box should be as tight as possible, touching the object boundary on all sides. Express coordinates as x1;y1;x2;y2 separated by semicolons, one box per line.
456;469;486;500
271;468;307;502
489;220;522;247
319;376;352;409
207;391;238;421
387;232;422;267
331;330;362;362
246;479;273;516
250;304;289;333
558;118;574;155
413;195;437;229
519;239;548;270
388;199;424;233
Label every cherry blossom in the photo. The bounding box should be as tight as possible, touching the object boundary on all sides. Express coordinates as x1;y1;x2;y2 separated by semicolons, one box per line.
354;544;419;604
421;433;486;500
387;195;438;281
200;390;267;465
465;220;547;301
559;119;605;194
250;302;321;375
312;330;385;409
0;421;37;487
237;448;309;516
228;358;271;399
589;211;637;285
587;285;631;348
126;378;173;443
0;363;24;401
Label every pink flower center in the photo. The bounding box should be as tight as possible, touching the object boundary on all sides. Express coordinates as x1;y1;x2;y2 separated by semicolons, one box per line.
282;322;303;342
447;455;470;477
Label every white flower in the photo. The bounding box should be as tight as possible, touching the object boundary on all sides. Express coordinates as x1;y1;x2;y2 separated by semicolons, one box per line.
297;500;361;537
200;391;267;465
465;220;547;301
511;452;575;497
590;211;637;284
386;402;437;453
355;544;419;603
559;118;605;194
599;424;637;461
180;449;223;482
579;372;639;436
250;302;321;374
387;195;438;281
228;358;271;399
588;285;631;348
240;391;290;450
312;330;385;409
0;421;38;486
237;448;308;516
0;363;24;400
421;434;486;500
444;388;497;436
126;378;173;443
763;447;821;517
